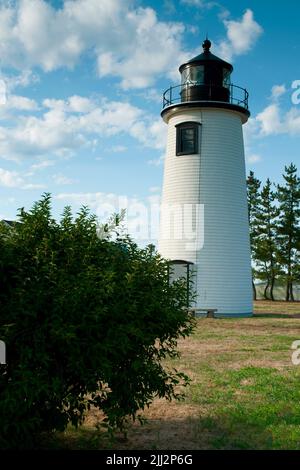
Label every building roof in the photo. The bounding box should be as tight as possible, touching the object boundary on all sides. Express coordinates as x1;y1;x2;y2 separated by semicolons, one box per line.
1;219;18;228
179;38;233;73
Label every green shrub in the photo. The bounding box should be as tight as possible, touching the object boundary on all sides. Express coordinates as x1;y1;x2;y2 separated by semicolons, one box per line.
0;194;194;448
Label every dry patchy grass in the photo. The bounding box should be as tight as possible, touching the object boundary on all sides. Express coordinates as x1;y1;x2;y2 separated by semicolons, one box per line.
254;300;300;316
47;300;300;450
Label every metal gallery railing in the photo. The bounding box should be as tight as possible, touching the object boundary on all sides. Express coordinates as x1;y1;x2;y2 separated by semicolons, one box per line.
162;83;249;110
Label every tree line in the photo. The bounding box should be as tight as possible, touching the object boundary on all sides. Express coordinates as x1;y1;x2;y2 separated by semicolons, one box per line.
247;163;300;301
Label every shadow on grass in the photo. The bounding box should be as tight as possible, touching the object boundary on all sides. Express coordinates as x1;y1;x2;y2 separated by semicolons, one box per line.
41;409;300;451
253;313;293;319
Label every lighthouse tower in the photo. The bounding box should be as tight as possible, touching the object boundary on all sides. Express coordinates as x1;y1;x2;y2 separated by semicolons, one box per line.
158;39;252;317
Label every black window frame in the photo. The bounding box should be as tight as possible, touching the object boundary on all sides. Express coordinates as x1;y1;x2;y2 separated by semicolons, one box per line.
175;121;200;156
167;259;195;307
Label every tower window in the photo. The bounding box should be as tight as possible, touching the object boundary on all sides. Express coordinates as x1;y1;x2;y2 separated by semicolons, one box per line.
176;122;200;156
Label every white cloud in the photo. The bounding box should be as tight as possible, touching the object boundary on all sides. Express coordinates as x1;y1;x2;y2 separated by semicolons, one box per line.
0;3;262;92
243;84;300;168
68;95;96;113
3;70;39;92
79;101;143;136
0;167;24;187
246;154;261;164
0;0;187;89
140;88;162;104
13;0;84;71
109;145;127;153
149;186;161;193
30;160;55;171
42;98;66;111
0;94;39;124
180;0;216;7
0;166;44;189
5;94;38;110
97;7;185;89
53;173;75;186
43;96;96;114
270;84;286;101
22;182;45;190
181;0;204;5
147;193;161;205
255;103;300;136
243;117;260;146
0;108;84;159
131;119;167;150
283;107;300;135
148;154;165;166
0;94;166;161
256;104;282;136
217;9;263;61
253;101;300;137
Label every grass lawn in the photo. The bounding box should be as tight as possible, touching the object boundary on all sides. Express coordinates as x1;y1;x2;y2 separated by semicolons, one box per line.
46;300;300;450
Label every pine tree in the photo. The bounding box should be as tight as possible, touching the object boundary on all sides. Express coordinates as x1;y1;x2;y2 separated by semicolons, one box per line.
277;163;300;301
255;179;280;300
247;171;261;300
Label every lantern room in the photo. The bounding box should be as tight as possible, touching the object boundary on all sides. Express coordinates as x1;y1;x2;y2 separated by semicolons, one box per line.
179;38;233;103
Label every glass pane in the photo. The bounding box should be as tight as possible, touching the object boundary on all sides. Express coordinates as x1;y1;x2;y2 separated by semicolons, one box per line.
189;68;198;84
223;69;231;88
182;139;195;154
181;66;204;85
182;128;194;140
195;66;204;84
181;68;189;85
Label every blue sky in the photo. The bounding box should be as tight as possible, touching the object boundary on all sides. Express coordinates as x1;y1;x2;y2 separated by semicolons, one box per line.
0;0;299;243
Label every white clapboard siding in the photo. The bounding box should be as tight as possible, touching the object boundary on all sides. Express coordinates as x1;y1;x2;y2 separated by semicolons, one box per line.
158;106;252;317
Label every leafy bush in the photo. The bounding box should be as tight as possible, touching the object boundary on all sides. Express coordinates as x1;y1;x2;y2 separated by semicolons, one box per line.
0;194;194;448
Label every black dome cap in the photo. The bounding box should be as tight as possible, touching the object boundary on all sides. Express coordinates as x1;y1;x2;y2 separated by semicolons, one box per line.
179;38;233;73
